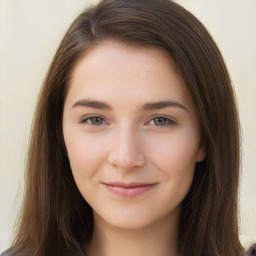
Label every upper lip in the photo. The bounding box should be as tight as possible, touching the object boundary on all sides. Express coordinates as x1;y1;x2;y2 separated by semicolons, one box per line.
102;182;156;188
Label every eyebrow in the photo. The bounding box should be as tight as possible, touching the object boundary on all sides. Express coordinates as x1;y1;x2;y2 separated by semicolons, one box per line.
73;99;112;110
141;101;188;111
72;99;188;112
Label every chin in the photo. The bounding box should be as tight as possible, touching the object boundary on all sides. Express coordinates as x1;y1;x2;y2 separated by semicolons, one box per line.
93;204;180;231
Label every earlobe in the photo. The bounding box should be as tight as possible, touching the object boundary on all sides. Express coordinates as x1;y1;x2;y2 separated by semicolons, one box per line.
196;140;205;162
196;148;205;162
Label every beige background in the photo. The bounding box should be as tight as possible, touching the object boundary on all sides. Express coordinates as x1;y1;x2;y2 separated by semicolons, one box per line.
0;0;255;252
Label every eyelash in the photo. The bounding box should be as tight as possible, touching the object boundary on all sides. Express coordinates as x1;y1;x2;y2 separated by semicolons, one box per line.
80;115;176;127
145;116;176;126
80;115;108;126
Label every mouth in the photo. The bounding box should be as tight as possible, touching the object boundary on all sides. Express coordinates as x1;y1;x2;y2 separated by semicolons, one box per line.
101;182;157;197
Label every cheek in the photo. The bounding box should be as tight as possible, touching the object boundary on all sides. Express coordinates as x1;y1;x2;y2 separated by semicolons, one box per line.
64;132;106;180
149;129;199;171
147;129;199;195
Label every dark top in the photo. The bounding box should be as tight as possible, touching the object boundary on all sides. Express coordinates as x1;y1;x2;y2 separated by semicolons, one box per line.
0;248;85;256
1;243;256;256
245;243;256;256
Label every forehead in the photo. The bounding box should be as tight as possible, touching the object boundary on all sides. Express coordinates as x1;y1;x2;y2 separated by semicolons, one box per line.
72;42;174;78
66;41;193;110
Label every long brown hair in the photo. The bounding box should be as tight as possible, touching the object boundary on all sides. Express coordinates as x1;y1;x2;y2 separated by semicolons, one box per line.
11;0;244;255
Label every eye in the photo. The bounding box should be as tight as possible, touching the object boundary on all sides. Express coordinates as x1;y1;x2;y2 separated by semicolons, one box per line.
146;116;176;126
80;116;107;126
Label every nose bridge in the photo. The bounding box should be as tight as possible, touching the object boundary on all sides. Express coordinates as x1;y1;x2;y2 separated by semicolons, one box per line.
108;123;146;169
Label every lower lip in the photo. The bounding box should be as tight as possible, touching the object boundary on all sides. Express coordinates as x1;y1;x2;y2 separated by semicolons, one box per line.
103;184;156;197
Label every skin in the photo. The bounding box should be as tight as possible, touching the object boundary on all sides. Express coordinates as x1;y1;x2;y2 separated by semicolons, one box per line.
63;41;205;256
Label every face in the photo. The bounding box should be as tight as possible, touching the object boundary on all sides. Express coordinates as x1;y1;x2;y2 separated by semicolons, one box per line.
63;41;204;230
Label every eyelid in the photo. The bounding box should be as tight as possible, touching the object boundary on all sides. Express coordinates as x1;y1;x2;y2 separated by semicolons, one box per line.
145;115;177;126
79;115;109;125
78;114;176;126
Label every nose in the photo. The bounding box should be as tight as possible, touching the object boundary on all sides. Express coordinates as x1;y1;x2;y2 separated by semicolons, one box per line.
107;126;146;170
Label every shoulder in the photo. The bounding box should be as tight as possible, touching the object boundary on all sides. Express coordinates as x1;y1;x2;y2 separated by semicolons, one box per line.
0;249;12;256
245;243;256;256
1;247;86;256
0;248;31;256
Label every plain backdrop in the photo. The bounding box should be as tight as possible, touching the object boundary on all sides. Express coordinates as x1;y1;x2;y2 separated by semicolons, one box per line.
0;0;255;252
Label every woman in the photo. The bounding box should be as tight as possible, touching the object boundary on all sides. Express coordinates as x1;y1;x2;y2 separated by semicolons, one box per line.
1;0;247;255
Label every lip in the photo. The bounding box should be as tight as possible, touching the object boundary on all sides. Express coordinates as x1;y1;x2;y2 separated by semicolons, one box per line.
102;182;157;197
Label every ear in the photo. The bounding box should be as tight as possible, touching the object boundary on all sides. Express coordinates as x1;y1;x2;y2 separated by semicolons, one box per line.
196;139;205;162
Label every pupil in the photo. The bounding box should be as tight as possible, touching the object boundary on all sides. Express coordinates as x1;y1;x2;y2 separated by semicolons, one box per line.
92;117;102;124
155;118;165;125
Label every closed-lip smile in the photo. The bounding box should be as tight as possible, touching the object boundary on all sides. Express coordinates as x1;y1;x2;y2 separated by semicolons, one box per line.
102;182;157;197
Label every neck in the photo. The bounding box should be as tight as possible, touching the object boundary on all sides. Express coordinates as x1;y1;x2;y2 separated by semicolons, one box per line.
85;211;180;256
